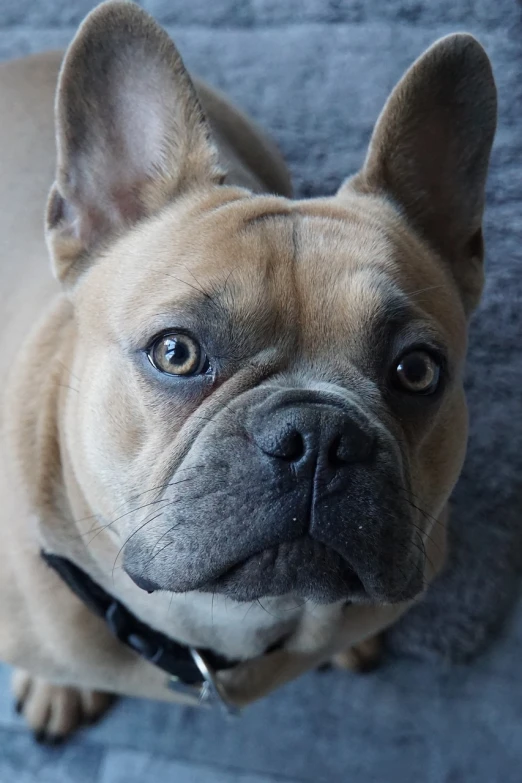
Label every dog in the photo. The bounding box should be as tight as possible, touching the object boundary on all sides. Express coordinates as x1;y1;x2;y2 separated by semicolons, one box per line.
0;0;496;742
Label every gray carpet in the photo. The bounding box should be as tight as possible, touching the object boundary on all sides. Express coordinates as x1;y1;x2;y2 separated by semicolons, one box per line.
0;1;521;780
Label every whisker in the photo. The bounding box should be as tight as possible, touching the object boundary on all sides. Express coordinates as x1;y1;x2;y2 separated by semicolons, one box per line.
79;478;195;544
56;359;82;384
397;490;447;532
242;600;258;622
57;384;80;394
81;497;170;546
112;510;166;582
142;536;178;568
256;598;280;619
71;466;205;530
159;271;226;321
407;284;447;298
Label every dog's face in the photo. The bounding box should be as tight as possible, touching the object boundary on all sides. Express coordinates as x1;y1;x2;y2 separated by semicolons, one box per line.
47;3;496;605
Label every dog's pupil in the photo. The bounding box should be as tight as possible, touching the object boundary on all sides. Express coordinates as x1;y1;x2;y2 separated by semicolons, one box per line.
403;354;428;383
165;338;189;366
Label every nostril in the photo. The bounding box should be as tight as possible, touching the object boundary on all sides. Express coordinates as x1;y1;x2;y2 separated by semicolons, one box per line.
328;428;375;466
279;430;306;462
327;434;346;467
251;400;377;468
251;415;308;462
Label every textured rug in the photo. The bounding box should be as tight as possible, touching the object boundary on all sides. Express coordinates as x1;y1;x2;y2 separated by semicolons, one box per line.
0;1;521;781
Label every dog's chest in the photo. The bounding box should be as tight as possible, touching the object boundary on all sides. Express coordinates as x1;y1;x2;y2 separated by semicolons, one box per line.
152;591;306;660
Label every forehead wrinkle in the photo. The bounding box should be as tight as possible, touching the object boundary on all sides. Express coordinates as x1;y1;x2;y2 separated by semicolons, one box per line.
241;210;293;227
120;204;300;350
351;274;447;354
291;210;397;339
331;271;398;360
341;270;450;351
296;262;406;355
198;192;293;230
345;268;405;321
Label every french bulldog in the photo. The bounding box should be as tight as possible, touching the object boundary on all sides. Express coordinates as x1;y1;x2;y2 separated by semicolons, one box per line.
0;1;496;742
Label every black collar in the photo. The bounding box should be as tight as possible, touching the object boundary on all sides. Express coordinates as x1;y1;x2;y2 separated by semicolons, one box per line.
41;551;237;688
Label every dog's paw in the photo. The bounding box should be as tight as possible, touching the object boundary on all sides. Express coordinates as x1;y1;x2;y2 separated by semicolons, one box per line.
12;669;114;744
332;634;383;674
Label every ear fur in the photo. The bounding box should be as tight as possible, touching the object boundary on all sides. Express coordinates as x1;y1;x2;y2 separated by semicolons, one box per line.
46;0;223;286
343;34;497;313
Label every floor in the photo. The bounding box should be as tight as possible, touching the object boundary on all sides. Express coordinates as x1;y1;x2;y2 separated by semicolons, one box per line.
1;601;522;781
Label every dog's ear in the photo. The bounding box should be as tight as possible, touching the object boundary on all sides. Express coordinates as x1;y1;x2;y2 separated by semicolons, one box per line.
46;1;223;286
343;34;497;313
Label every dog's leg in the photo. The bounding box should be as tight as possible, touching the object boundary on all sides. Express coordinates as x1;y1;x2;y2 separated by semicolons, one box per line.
12;669;114;744
332;634;383;674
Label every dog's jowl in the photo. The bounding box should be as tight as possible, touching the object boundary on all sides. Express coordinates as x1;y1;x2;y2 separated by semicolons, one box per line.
0;1;496;740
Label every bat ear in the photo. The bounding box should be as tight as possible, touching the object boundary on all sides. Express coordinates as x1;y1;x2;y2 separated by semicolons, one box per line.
342;34;497;312
46;1;222;286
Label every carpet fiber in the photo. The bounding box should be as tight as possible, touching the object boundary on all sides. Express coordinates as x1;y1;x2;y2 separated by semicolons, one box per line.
0;1;521;780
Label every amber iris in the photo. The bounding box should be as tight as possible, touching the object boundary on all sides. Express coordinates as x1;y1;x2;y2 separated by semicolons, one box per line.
395;350;440;394
148;333;204;376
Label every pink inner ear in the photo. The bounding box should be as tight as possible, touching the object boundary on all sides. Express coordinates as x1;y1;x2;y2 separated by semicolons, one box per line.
111;184;147;225
47;189;65;229
77;188;145;246
70;73;175;241
68;155;150;239
114;75;171;171
52;16;222;260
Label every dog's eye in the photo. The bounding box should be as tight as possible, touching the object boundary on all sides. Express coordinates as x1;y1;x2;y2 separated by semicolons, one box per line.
394;350;440;394
147;332;207;376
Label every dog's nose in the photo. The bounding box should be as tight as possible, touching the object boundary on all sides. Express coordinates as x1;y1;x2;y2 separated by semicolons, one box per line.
250;397;375;470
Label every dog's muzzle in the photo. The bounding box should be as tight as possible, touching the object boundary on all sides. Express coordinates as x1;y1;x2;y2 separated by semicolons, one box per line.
124;387;423;605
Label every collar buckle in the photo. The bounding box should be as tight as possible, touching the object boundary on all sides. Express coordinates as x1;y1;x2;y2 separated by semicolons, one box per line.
168;648;241;718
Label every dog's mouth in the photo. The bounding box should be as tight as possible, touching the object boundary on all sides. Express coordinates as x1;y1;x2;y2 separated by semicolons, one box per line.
195;536;367;603
126;529;423;605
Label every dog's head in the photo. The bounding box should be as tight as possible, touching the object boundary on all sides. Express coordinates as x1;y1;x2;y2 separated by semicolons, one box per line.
46;2;496;605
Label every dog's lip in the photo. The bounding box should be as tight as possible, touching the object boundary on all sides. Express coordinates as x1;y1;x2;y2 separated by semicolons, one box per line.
194;535;367;600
